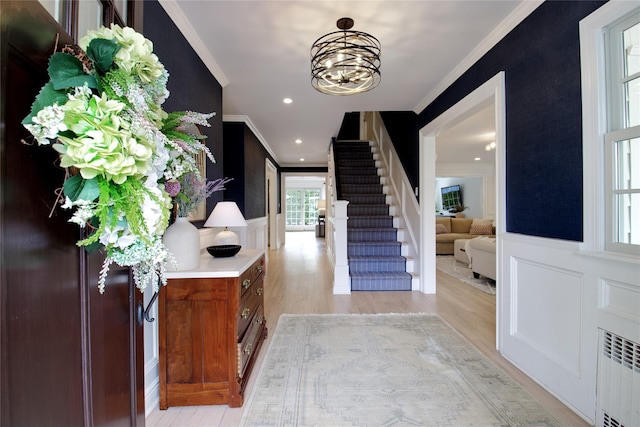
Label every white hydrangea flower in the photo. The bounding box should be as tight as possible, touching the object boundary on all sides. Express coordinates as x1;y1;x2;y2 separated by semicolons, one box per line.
25;104;68;145
100;223;136;249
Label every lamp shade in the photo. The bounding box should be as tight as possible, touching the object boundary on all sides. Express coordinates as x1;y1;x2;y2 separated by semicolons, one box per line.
204;202;247;228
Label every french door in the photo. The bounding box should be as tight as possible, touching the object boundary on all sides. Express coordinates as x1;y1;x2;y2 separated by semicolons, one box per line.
286;189;320;231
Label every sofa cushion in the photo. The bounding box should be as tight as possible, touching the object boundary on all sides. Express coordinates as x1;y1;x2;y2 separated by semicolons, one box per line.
435;217;451;233
436;233;474;243
471;218;493;226
450;218;473;233
470;223;493;235
435;223;448;234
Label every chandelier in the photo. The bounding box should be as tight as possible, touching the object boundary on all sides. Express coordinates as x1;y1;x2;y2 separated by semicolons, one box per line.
311;17;381;96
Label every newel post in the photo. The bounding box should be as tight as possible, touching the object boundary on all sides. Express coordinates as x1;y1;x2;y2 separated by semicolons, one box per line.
332;200;350;294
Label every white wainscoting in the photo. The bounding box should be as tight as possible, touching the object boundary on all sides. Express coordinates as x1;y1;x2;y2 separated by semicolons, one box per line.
143;283;160;416
143;217;268;416
510;257;583;376
499;232;640;423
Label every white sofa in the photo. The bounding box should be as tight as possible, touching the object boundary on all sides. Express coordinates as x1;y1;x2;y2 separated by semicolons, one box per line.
468;237;496;281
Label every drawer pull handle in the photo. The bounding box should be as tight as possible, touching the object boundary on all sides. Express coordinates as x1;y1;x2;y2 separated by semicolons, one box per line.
243;343;253;355
256;265;263;273
256;315;265;325
241;308;251;319
242;279;251;289
256;287;263;296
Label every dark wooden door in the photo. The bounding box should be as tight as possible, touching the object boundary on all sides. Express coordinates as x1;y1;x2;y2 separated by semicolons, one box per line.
0;2;145;426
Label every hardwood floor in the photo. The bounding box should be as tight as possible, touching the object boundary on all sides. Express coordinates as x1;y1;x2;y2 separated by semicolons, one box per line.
146;232;592;427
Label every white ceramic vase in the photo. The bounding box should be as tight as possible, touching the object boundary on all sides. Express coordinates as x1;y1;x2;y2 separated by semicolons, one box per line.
162;217;200;271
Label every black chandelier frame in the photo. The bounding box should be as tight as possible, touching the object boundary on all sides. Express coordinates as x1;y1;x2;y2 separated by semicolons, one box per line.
310;18;381;96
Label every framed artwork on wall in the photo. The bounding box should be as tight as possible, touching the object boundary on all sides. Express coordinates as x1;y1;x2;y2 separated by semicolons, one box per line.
180;123;207;222
188;147;207;221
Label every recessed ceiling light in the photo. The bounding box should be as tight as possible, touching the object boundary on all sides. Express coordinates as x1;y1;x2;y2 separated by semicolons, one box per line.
300;158;305;162
295;139;302;144
474;157;481;161
283;98;293;104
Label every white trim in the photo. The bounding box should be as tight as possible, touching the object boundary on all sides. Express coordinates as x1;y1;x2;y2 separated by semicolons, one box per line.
265;159;279;250
158;0;229;87
419;72;506;346
223;114;280;163
413;1;543;113
144;358;160;417
580;1;640;256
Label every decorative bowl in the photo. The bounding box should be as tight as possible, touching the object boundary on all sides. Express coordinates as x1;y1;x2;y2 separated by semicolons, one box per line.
206;245;241;258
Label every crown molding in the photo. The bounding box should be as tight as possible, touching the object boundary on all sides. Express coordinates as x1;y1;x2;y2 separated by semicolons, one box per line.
158;0;229;87
413;0;544;113
223;115;280;164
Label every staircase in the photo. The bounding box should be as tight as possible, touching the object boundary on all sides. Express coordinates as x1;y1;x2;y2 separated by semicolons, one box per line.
334;141;412;291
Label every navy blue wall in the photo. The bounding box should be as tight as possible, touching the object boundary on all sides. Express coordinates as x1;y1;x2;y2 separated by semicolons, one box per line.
336;112;361;140
413;1;606;241
223;122;281;219
380;111;419;193
143;1;224;225
222;123;246;213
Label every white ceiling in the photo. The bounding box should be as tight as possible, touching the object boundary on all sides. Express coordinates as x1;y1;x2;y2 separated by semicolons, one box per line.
160;1;531;167
436;103;496;166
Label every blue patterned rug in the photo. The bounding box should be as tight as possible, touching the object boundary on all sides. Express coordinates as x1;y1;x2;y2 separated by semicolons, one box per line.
240;314;565;426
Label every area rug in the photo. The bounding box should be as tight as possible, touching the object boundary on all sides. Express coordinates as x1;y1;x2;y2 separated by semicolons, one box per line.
240;314;565;427
436;255;496;295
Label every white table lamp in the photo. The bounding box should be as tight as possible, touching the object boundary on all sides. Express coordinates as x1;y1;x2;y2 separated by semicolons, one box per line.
204;201;247;250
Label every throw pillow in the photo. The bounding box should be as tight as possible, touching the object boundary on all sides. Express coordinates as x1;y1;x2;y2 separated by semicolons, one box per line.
435;224;448;234
470;223;493;235
471;218;493;226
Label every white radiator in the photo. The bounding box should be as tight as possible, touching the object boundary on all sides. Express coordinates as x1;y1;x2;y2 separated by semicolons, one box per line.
596;330;640;427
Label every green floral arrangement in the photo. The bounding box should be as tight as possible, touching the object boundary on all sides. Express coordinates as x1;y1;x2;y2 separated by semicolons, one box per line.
22;24;215;293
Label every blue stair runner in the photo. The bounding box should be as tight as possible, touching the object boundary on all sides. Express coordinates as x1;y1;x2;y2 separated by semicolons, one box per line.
334;141;412;291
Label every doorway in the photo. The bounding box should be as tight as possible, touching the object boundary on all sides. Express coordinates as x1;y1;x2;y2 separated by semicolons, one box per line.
419;72;506;350
285;188;321;231
281;173;328;241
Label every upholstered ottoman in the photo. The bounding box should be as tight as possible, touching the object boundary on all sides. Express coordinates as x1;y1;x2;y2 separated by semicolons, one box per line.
453;239;470;264
468;237;496;281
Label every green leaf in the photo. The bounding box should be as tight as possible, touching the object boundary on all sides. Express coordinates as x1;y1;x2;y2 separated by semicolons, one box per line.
63;175;100;203
78;218;102;252
86;38;120;75
83;237;104;253
48;52;98;91
21;81;68;125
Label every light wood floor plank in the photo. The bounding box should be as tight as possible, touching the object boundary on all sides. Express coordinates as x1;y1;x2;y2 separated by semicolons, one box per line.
147;231;591;427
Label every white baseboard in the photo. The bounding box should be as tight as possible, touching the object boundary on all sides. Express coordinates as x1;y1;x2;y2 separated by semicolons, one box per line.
144;358;160;417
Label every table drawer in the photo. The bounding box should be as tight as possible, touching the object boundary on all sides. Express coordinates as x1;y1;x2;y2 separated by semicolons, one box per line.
238;258;264;297
237;287;262;338
237;304;265;378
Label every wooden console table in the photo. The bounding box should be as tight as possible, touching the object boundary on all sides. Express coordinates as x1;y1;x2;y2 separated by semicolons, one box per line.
159;250;267;409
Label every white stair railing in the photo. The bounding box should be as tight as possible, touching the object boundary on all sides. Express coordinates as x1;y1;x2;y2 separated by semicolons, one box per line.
331;200;350;294
362;112;421;290
326;142;351;294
